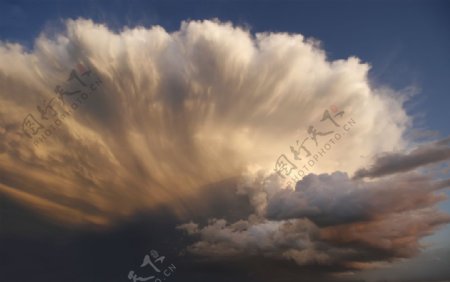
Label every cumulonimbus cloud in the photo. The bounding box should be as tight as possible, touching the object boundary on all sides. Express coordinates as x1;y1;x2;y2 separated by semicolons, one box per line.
0;18;411;228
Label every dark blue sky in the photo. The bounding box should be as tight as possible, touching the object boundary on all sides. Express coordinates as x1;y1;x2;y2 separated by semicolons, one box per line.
1;0;448;137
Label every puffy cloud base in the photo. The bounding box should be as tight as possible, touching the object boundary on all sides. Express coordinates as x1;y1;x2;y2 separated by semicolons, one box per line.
179;171;450;271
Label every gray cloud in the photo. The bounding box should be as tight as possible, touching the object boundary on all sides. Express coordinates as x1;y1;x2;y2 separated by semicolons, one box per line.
179;139;450;272
267;172;448;226
354;137;450;179
179;172;450;271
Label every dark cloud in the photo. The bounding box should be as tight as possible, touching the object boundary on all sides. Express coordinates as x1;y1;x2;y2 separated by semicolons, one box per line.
178;152;450;275
354;137;450;179
267;172;448;226
0;193;361;282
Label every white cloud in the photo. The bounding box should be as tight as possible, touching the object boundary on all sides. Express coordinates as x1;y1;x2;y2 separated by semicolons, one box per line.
0;19;410;225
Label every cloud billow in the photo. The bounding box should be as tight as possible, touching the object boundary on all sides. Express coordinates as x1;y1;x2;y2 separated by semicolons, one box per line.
179;168;450;270
2;18;448;278
0;19;410;225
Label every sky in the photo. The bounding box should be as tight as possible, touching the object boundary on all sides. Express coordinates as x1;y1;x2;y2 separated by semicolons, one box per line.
0;1;449;282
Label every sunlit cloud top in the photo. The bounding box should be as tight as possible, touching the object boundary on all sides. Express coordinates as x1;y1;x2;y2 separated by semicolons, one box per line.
0;19;411;226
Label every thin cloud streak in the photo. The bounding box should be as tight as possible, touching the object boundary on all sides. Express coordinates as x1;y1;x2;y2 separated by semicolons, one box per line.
354;137;450;179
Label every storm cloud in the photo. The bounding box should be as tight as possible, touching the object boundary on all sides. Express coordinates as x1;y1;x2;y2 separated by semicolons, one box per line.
2;18;447;281
178;170;450;271
0;19;410;226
